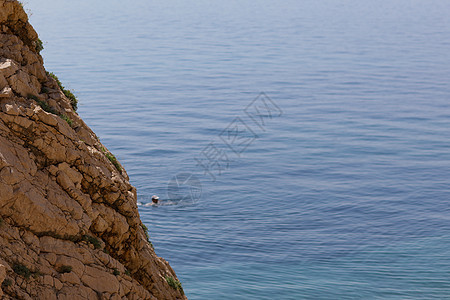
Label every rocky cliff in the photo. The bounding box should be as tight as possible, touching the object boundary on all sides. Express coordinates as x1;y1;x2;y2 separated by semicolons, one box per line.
0;1;186;299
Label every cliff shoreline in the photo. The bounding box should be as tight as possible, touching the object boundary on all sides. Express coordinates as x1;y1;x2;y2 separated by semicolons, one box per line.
0;1;185;299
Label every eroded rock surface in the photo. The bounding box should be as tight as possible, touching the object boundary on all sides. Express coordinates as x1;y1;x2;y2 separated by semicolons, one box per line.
0;1;186;299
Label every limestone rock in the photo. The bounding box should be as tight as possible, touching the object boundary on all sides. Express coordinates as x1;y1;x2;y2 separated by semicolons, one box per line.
0;1;186;299
0;264;6;297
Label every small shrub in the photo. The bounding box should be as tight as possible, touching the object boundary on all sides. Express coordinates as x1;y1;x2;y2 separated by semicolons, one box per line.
124;269;131;276
35;38;44;53
141;224;150;241
47;72;63;90
67;235;79;242
113;268;120;276
38;100;56;114
165;276;183;294
13;264;31;279
140;223;154;249
99;146;121;172
32;270;43;279
105;152;122;172
46;72;78;111
2;278;12;288
28;94;39;101
29;94;75;127
82;235;102;249
41;86;49;94
58;265;72;274
60;114;73;126
28;94;56;115
63;89;78;111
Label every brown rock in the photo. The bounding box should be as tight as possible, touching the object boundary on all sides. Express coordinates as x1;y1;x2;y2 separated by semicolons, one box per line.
0;263;6;297
81;266;120;294
0;86;12;97
42;275;53;286
59;272;81;285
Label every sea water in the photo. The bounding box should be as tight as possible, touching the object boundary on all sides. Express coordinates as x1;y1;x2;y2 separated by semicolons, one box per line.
28;0;450;298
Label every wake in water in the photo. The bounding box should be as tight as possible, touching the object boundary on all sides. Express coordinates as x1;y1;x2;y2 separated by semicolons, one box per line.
138;199;180;207
137;194;193;207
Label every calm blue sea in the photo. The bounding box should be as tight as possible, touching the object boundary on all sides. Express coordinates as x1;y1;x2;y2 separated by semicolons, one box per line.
28;1;450;298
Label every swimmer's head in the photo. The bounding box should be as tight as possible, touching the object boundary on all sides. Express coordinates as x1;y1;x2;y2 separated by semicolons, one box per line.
151;195;159;204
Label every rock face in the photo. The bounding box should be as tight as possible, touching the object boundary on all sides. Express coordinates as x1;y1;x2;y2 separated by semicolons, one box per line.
0;1;186;299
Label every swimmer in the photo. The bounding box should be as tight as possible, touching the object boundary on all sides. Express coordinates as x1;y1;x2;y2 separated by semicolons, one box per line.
151;195;159;205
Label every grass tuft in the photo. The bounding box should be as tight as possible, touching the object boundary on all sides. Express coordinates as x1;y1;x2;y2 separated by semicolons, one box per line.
166;276;183;294
60;114;73;127
141;224;154;249
28;94;56;114
35;38;44;53
28;94;74;127
82;235;102;249
105;152;122;172
13;264;31;279
99;147;122;172
46;72;78;111
113;268;120;276
62;89;78;111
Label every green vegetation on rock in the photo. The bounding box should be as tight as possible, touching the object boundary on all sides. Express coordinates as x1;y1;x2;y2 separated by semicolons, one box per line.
46;71;78;111
99;146;122;172
13;264;32;279
105;152;122;172
82;235;102;249
141;223;154;249
28;94;74;127
35;38;44;53
166;276;183;294
60;114;73;127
